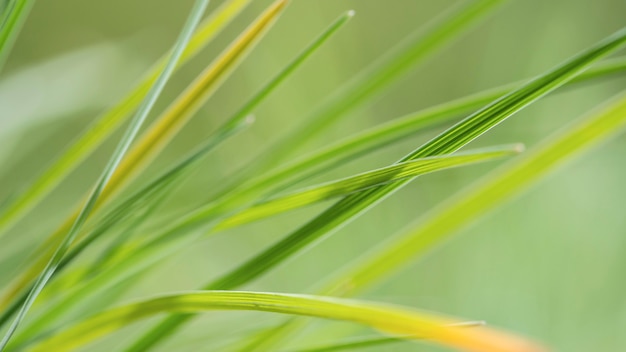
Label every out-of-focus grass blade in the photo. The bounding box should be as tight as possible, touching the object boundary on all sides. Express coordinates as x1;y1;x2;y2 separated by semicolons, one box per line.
0;0;287;313
22;291;544;352
137;26;626;351
324;90;626;298
0;0;35;71
174;56;626;234
215;145;521;230
291;322;485;352
213;0;506;199
7;8;352;345
0;0;252;239
0;0;212;348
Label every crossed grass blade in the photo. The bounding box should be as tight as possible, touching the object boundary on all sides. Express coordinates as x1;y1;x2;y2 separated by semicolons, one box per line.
0;0;288;313
0;0;35;72
184;56;626;226
211;0;506;200
0;0;253;238
133;26;626;351
214;145;522;231
7;8;352;345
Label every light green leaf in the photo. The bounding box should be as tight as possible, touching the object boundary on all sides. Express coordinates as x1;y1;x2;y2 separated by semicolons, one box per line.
214;145;521;230
23;291;544;352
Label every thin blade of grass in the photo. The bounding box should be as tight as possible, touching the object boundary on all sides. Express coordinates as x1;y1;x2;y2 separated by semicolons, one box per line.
23;291;544;352
0;0;35;72
0;0;288;313
324;90;626;297
133;26;626;351
212;0;506;200
0;1;212;348
185;56;626;227
214;145;522;230
0;0;252;239
7;9;351;344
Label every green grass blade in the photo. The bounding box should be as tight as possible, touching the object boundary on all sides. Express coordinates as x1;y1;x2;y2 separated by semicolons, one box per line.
139;26;626;351
23;291;544;352
6;9;352;344
213;0;506;199
0;0;35;72
0;0;287;314
176;56;626;234
324;90;626;298
0;1;211;348
0;0;252;239
214;145;521;230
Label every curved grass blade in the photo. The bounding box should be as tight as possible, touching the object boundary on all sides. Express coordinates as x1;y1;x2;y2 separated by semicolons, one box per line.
246;90;626;351
0;0;253;239
23;291;544;352
132;26;626;351
212;0;506;200
0;0;35;72
0;0;288;313
214;145;522;230
0;1;212;348
7;9;351;344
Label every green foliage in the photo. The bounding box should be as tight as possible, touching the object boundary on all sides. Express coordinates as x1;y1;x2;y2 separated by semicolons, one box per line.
1;1;626;352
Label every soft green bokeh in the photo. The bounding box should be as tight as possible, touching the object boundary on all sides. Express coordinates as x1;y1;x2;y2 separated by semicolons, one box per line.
1;0;625;351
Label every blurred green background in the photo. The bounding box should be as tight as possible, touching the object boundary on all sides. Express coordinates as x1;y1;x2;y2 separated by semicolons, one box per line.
1;0;626;351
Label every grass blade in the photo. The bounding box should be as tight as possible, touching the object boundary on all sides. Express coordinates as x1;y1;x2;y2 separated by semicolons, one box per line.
0;0;211;348
0;0;288;313
188;56;626;226
0;0;35;72
0;0;252;239
214;145;521;230
23;291;544;352
135;26;626;351
324;90;626;297
213;0;506;199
